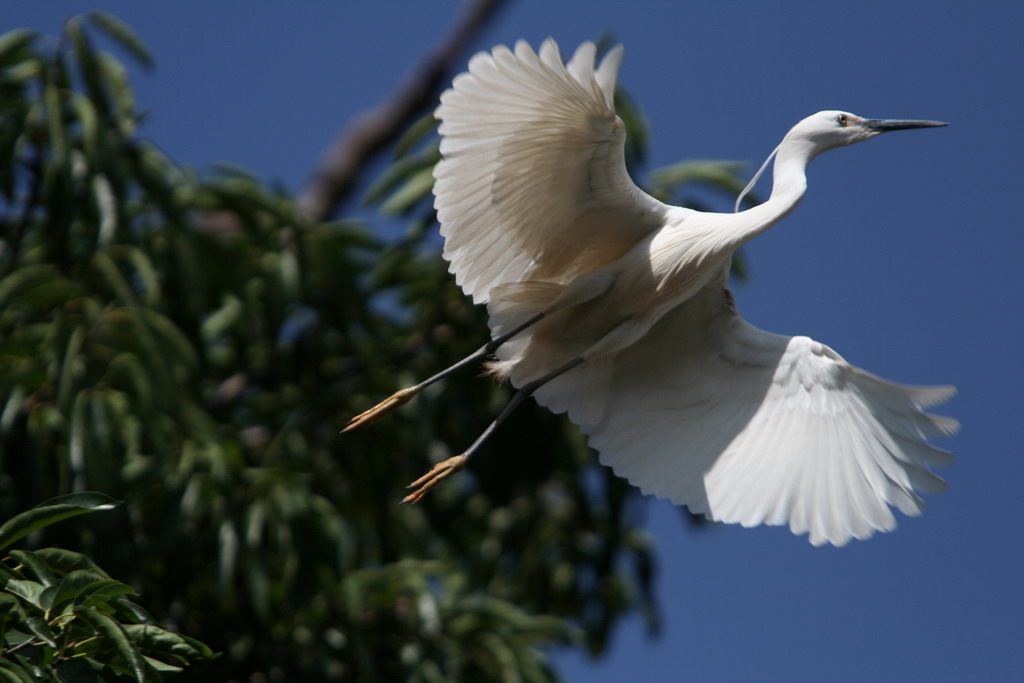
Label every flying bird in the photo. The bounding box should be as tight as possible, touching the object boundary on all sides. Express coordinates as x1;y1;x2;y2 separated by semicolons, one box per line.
345;39;957;546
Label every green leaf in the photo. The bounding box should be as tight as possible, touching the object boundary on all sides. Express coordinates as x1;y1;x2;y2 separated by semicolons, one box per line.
76;606;146;683
200;294;243;341
0;593;23;625
79;579;137;606
142;655;183;673
65;17;110;122
379;166;436;215
43;65;67;165
394;112;439;158
57;325;86;412
0;493;122;552
0;29;36;69
3;580;47;608
46;570;117;612
0;56;41;86
0;264;82;313
87;12;153;69
92;250;139;306
0;265;57;310
97;52;136;132
0;563;24;582
109;597;154;625
364;142;440;206
124;624;215;663
614;88;649;171
647;158;752;201
33;548;108;578
71;91;99;157
0;659;36;683
19;602;57;651
8;550;56;587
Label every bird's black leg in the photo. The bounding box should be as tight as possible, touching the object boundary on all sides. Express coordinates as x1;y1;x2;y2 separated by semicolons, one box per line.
403;356;584;503
342;313;545;432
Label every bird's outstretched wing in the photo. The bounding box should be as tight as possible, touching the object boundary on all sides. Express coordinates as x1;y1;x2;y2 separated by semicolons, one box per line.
561;282;958;547
433;39;673;304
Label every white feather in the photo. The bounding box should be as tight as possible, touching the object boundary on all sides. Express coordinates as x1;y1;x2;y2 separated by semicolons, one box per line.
434;39;671;304
570;279;957;547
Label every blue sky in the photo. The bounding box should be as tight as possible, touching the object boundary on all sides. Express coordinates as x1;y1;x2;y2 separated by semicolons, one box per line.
9;2;1023;681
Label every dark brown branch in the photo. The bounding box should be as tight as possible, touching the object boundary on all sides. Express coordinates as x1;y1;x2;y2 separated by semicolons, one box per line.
297;0;507;222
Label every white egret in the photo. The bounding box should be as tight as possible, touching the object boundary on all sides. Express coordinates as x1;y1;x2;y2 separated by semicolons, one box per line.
345;39;956;546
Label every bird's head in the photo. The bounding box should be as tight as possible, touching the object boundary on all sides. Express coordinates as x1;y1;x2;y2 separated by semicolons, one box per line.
734;110;947;211
791;110;948;155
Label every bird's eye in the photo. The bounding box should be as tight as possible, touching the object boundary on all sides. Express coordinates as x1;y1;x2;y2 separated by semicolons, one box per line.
836;114;848;126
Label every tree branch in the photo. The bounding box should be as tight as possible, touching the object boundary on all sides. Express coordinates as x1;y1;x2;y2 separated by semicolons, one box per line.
297;0;507;222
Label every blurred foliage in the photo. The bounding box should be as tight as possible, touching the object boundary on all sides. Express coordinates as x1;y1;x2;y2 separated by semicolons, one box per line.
0;17;753;682
0;492;213;681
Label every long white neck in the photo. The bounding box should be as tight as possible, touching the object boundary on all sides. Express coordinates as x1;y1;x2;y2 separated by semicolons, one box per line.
726;134;815;248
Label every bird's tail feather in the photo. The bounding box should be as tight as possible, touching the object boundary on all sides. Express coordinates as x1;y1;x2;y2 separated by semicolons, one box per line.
485;279;612;426
485;281;565;382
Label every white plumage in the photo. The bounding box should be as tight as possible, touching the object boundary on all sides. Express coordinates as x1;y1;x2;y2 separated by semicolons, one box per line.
351;38;957;547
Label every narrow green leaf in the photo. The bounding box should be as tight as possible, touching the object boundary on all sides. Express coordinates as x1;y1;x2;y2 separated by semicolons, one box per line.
647;159;750;199
208;162;261;182
0;493;122;552
0;265;58;309
92;250;139;306
71;92;99;158
65;18;110;121
615;89;648;171
142;655;183;673
0;264;82;313
46;570;110;612
364;143;439;206
97;52;136;133
380;166;436;215
0;56;41;85
33;548;108;578
179;634;216;660
0;29;36;67
43;68;67;163
394;112;439;158
76;606;146;683
124;624;215;663
0;659;36;683
87;12;153;69
110;597;153;625
8;550;56;587
0;593;23;624
200;294;243;341
3;580;47;608
80;579;137;606
57;324;86;412
22;603;57;647
0;562;24;582
124;247;160;305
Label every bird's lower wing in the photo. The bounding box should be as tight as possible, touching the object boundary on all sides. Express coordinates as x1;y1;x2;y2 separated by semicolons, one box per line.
575;286;958;546
434;39;673;303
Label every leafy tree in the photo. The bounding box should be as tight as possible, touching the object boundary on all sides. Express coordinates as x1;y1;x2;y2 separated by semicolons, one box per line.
0;493;213;680
0;14;751;681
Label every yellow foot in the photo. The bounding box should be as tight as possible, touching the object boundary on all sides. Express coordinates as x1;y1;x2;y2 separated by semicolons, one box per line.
342;386;420;433
402;454;469;504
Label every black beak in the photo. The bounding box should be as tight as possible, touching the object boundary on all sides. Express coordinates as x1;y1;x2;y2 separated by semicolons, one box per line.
860;118;949;132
